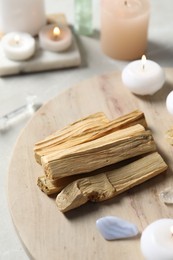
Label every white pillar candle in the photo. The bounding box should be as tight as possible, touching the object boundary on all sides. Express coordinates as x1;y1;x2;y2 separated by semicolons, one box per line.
39;24;72;52
1;32;36;61
0;0;46;36
122;55;165;95
140;219;173;260
166;91;173;115
100;0;150;60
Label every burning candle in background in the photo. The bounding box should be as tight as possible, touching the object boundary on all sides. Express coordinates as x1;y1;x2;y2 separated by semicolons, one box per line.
100;0;150;60
0;0;46;36
39;24;72;52
53;27;61;40
1;32;36;61
140;219;173;260
122;55;165;95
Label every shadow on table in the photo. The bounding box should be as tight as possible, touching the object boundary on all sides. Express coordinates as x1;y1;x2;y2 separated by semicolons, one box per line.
147;40;173;66
71;28;101;69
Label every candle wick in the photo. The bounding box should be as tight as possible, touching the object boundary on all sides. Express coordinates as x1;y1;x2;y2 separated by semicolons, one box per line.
54;35;58;40
14;35;20;45
141;55;147;71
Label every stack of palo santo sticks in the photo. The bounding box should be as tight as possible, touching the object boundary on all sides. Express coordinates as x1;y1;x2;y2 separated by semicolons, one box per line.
34;110;168;212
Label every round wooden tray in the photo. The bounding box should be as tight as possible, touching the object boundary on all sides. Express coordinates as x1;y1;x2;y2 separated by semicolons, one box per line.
8;70;173;260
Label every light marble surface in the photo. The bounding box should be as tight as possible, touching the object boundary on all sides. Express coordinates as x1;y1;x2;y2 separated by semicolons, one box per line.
0;0;173;259
0;36;81;76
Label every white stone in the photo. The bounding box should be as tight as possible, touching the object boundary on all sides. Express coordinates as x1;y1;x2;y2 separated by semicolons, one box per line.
96;216;139;240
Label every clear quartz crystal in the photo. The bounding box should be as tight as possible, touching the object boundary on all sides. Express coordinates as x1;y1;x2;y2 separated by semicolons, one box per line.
159;187;173;204
74;0;93;36
0;95;37;131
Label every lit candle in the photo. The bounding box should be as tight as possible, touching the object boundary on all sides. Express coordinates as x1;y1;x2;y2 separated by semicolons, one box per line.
140;219;173;260
166;91;173;115
121;55;165;95
1;32;36;61
0;0;46;36
39;24;72;52
100;0;150;60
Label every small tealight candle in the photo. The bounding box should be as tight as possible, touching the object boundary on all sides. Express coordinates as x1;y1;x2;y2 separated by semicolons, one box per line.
39;24;72;52
140;219;173;260
122;55;165;95
166;91;173;115
1;32;35;61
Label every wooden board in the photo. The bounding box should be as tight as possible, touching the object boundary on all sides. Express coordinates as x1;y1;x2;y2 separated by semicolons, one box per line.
8;69;173;260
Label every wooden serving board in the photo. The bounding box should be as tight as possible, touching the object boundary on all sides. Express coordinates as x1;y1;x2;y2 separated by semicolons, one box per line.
8;70;173;260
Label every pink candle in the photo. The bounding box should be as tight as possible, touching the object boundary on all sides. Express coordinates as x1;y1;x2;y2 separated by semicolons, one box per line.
100;0;150;61
39;24;72;52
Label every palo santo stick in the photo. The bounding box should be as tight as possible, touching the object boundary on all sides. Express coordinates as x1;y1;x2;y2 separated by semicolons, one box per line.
34;112;109;164
37;175;82;195
34;110;147;165
56;152;168;212
166;127;173;145
37;176;62;195
42;124;156;180
38;171;98;195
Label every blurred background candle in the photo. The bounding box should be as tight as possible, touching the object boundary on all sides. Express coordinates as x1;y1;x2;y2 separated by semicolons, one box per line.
0;0;46;36
1;32;35;61
100;0;150;60
166;91;173;115
39;24;72;52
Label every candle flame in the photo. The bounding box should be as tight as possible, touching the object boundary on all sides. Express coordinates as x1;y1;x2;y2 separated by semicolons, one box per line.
53;27;60;38
142;55;147;70
14;35;20;44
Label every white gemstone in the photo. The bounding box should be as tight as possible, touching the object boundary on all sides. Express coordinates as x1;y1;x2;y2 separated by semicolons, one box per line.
96;216;139;240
